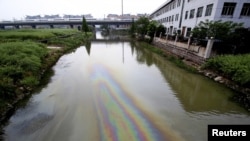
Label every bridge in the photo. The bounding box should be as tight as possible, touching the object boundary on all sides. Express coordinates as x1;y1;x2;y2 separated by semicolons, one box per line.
0;19;134;29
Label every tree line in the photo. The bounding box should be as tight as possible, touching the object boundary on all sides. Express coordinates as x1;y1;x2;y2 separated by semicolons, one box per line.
130;17;250;54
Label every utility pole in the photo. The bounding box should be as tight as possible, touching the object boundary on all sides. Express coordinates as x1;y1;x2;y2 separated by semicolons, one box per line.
121;0;123;20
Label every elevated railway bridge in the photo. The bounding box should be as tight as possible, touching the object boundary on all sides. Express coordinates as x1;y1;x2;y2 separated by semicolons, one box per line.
0;19;134;29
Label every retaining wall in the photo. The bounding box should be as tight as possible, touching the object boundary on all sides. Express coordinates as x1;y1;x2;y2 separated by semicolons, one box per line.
152;39;206;65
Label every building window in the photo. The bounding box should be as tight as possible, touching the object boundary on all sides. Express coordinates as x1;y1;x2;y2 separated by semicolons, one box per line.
241;3;250;16
185;11;188;19
190;9;195;19
177;0;181;7
186;28;192;37
197;7;203;17
173;28;177;34
205;4;213;16
175;14;179;21
221;2;236;16
173;0;176;9
172;15;174;22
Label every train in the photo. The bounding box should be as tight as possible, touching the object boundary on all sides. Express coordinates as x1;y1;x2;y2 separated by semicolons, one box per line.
0;18;97;23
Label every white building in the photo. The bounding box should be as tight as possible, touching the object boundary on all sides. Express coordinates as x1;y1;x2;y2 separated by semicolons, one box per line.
150;0;250;37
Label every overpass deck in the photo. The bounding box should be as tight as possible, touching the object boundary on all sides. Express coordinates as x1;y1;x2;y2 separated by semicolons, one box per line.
0;20;134;28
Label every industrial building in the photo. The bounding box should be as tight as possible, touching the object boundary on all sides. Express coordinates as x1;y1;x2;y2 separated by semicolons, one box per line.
150;0;250;37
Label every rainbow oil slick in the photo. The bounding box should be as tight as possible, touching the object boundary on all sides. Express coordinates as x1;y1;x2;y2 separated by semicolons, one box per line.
89;64;169;141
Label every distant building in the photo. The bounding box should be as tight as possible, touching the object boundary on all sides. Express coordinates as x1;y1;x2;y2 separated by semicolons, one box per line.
44;14;60;19
106;13;149;20
137;13;149;17
25;15;42;20
150;0;250;37
63;14;94;20
107;14;119;20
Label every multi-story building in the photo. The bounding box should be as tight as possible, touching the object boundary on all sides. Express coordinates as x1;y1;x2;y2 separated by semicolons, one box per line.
150;0;250;37
106;13;149;20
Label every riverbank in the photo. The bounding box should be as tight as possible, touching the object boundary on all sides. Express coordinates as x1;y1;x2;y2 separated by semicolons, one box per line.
137;40;250;111
0;29;92;123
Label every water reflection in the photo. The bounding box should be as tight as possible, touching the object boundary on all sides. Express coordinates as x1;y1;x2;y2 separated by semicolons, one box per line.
133;45;247;113
84;40;91;55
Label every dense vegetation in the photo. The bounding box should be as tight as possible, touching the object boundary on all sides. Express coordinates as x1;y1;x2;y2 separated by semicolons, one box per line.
0;41;47;98
130;16;166;42
0;29;79;41
203;54;250;87
0;29;91;114
192;20;250;54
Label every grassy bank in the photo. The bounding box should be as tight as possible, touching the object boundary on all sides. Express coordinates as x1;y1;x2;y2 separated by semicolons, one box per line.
203;54;250;87
136;41;197;72
0;29;91;120
0;29;78;41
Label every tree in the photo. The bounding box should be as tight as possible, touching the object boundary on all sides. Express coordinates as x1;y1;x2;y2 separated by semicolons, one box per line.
192;20;243;41
134;16;150;39
82;16;89;34
156;24;166;37
129;18;136;37
129;17;167;42
192;20;246;54
147;20;158;42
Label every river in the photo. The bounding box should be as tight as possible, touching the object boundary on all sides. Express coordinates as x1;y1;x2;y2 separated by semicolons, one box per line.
2;32;250;141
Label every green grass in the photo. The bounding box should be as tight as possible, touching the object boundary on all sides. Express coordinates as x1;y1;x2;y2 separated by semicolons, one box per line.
203;54;250;86
0;29;92;112
0;29;80;42
0;41;48;97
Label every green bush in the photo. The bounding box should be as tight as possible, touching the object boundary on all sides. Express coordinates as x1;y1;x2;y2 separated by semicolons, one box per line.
0;41;48;97
20;76;39;87
203;54;250;86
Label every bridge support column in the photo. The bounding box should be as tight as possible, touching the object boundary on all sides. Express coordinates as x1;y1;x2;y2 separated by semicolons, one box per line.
0;26;4;30
50;25;54;29
15;25;20;29
70;25;74;29
32;25;36;29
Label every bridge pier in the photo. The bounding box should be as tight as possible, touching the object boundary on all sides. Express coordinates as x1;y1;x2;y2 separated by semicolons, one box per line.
0;26;4;30
32;25;36;29
70;25;74;29
15;25;20;29
50;25;54;29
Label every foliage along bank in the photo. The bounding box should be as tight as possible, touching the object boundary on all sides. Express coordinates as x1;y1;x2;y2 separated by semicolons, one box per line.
0;29;92;121
130;17;250;86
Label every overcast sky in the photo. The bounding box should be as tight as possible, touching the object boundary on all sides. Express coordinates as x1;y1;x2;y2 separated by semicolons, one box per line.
0;0;167;20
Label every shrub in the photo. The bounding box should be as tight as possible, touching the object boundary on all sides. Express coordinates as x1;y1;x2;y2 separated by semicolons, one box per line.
0;41;48;96
203;54;250;86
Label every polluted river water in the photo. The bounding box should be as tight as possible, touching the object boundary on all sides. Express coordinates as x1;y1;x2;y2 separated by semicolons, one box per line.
2;32;250;141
